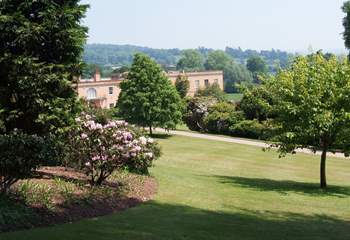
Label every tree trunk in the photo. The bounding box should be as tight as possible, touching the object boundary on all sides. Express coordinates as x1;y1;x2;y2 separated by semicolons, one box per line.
149;125;153;136
320;149;327;189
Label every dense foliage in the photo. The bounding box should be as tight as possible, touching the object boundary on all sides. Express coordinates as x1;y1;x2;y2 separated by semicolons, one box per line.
0;132;45;193
226;47;292;72
184;95;273;140
205;50;253;92
195;83;227;101
0;0;88;135
83;44;294;75
84;44;182;67
184;97;218;132
176;49;205;71
266;54;350;188
204;102;243;134
118;54;183;134
238;85;273;122
67;114;160;185
246;56;268;83
175;75;190;98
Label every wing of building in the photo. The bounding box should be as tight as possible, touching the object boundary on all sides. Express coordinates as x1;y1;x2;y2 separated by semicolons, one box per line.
76;70;224;109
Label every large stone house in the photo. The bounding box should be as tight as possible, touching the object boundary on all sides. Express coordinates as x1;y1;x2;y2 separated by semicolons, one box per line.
76;70;224;109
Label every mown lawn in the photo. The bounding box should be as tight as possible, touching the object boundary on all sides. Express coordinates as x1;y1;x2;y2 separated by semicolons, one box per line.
2;135;350;240
225;93;243;102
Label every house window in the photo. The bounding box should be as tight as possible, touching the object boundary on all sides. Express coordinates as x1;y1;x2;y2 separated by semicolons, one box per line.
87;88;97;100
195;80;200;91
204;79;209;87
109;103;114;108
109;87;113;95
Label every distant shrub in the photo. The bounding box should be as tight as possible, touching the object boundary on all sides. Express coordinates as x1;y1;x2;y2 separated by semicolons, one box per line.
0;132;45;194
238;85;273;121
175;75;190;98
204;102;244;134
66;113;160;185
183;96;218;131
229;120;267;139
195;83;226;101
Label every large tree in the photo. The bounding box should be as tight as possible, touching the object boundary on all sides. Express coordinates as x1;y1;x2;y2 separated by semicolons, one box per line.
267;54;350;188
246;56;268;83
205;50;252;92
118;53;183;135
176;49;204;71
0;0;88;135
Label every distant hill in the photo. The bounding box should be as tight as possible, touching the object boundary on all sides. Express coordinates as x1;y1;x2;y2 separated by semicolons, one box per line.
83;44;295;72
83;44;182;67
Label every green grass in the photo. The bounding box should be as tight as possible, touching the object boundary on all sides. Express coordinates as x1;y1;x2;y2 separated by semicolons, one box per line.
2;135;350;240
225;93;243;102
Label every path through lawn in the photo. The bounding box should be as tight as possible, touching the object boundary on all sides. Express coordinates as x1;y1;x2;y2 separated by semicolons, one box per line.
1;135;350;240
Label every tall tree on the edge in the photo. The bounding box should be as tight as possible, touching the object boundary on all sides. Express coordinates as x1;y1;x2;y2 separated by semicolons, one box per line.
0;0;88;135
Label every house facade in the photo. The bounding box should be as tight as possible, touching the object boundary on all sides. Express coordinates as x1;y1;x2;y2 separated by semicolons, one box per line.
76;70;224;109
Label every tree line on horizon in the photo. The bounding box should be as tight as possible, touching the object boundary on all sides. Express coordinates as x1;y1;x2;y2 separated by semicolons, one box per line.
83;44;292;92
83;44;293;69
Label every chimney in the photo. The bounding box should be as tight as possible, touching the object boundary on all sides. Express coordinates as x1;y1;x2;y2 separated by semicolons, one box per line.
93;68;101;82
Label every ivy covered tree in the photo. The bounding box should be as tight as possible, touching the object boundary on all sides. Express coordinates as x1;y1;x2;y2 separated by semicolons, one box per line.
118;53;183;135
175;75;190;98
0;0;88;135
267;54;350;188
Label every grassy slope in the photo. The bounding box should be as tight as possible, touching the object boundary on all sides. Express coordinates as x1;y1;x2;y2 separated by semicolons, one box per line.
225;93;243;102
2;135;350;240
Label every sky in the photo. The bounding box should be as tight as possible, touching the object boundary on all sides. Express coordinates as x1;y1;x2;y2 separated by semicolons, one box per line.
81;0;349;53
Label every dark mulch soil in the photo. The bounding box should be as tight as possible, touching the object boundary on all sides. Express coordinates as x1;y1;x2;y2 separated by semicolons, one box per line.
0;167;157;233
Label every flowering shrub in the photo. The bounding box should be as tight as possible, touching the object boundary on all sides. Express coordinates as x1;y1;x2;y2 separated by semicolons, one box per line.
68;114;160;185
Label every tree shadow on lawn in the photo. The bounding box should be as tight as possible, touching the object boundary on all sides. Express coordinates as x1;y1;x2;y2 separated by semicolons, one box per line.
213;175;350;198
3;201;350;240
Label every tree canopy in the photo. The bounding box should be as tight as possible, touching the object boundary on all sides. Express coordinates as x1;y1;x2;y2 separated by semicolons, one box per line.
176;49;205;71
205;50;253;92
246;56;268;83
118;53;183;134
0;0;88;135
239;85;273;122
266;54;350;188
83;44;293;74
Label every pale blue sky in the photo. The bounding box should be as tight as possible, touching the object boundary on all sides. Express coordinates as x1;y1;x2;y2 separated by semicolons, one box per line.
81;0;348;53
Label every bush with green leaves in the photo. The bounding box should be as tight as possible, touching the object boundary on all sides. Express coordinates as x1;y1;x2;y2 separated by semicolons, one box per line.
195;83;226;101
0;132;45;194
204;102;243;134
238;85;274;122
175;75;190;98
229;120;267;139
